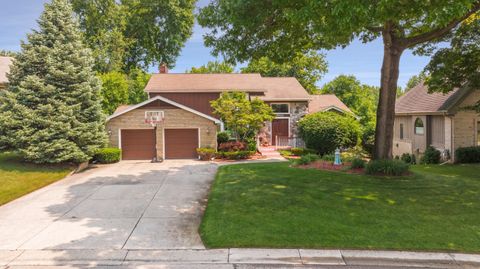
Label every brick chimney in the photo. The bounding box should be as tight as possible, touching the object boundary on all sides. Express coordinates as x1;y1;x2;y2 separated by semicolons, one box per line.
159;63;168;73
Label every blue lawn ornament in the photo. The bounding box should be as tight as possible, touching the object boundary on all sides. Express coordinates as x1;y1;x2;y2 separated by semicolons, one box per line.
334;148;342;165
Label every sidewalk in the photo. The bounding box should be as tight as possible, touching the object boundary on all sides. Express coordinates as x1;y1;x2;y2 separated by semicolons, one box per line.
1;248;479;268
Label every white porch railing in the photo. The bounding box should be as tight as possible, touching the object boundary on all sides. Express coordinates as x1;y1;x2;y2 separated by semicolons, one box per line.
275;136;305;149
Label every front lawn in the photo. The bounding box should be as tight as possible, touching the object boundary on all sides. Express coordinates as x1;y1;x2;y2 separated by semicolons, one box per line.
0;153;73;206
200;162;480;252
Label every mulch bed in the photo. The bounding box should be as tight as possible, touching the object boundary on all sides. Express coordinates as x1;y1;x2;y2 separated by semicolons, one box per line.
297;160;365;174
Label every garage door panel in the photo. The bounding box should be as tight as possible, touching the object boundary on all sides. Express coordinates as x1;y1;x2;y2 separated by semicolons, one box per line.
121;129;156;160
165;129;198;159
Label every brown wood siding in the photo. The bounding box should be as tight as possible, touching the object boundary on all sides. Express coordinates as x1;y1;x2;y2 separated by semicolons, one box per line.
149;93;220;117
164;129;199;159
121;129;156;160
140;99;176;109
271;119;289;145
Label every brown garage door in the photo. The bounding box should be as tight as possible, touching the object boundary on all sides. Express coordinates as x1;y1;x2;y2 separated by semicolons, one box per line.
165;129;198;159
121;129;156;160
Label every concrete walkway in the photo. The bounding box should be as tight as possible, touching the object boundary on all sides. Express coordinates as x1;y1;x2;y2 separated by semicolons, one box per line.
0;248;479;268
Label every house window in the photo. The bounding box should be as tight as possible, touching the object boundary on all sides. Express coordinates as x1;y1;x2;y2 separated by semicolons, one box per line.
400;123;404;140
414;118;424;135
271;103;289;114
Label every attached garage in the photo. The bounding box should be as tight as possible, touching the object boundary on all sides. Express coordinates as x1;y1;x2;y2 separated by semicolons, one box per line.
164;129;199;159
106;96;222;161
120;129;156;160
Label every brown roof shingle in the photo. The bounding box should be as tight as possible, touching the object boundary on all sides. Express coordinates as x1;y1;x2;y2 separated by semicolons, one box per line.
258;77;310;101
308;94;353;114
144;73;266;92
395;83;459;114
0;57;13;84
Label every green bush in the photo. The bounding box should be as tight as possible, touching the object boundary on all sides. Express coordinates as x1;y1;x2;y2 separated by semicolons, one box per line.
290;147;316;156
401;153;415;164
295;153;319;165
361;123;375;157
421;146;441;164
217;131;230;144
93;148;121;164
365;159;410;176
278;150;293;157
219;150;255;160
321;154;335;162
350;158;366;169
299;112;361;155
246;137;257;152
456;146;480;163
196;148;216;161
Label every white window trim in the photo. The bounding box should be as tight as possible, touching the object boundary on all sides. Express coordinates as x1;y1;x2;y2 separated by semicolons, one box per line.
162;127;201;160
271;103;290;114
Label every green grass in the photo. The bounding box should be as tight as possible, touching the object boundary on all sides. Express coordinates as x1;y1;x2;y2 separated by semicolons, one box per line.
200;162;480;252
0;152;73;206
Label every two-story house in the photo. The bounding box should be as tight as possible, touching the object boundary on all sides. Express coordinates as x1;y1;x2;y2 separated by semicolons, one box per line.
106;67;352;160
0;57;13;90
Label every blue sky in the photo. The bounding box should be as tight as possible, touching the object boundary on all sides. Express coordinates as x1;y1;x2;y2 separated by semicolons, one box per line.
0;0;431;88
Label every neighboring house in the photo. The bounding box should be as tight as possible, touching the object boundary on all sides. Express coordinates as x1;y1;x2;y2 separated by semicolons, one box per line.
0;57;13;90
308;94;354;115
106;68;352;160
393;83;480;162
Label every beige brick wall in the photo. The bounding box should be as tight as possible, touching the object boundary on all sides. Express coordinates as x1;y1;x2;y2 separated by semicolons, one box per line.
452;90;480;161
106;108;218;160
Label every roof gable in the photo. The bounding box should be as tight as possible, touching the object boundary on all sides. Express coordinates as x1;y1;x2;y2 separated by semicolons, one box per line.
107;95;223;128
308;94;353;114
395;83;474;114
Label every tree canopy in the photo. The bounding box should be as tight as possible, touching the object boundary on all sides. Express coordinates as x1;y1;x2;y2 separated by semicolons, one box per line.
423;15;480;103
187;61;234;73
405;72;428;92
241;51;327;94
71;0;195;72
198;0;480;159
0;0;106;163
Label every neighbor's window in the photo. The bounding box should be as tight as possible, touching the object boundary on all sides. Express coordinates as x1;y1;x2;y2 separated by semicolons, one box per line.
400;123;404;139
271;103;289;114
414;118;424;135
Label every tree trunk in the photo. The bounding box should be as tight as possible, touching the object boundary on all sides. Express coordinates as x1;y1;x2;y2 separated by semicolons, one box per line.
374;30;405;159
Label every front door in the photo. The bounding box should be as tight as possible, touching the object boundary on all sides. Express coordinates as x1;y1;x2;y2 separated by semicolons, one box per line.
271;119;289;146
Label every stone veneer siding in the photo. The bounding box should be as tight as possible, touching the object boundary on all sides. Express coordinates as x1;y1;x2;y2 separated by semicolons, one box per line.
263;102;308;146
452;90;480;161
106;108;218;160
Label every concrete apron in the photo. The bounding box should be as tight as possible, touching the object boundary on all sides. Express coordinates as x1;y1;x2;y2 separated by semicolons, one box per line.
1;249;479;268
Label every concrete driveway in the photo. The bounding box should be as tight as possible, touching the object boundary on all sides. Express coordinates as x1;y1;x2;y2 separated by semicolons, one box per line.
0;160;217;250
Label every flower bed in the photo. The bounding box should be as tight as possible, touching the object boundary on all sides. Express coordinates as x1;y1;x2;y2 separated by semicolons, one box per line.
296;160;365;174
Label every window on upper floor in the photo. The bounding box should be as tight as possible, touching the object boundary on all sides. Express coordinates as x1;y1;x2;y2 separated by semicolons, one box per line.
271;103;289;114
414;118;424;135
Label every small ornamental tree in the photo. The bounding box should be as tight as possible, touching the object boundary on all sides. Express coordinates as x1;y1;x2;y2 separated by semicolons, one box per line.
210;92;275;141
299;112;361;156
0;0;107;163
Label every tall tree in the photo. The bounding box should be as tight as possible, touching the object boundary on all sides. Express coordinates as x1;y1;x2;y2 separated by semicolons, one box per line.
0;0;106;163
70;0;129;73
321;75;378;126
198;1;480;159
71;0;195;72
241;51;327;94
99;72;130;115
424;15;480;111
405;72;428;92
127;68;150;104
187;61;234;73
